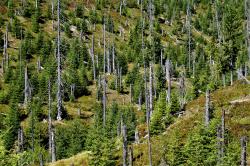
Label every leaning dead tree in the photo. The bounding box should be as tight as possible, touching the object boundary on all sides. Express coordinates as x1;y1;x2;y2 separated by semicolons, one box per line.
165;59;171;104
205;89;211;127
57;0;63;121
122;123;128;166
240;136;247;166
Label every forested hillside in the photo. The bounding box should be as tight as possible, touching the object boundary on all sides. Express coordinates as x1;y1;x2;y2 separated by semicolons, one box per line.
0;0;249;165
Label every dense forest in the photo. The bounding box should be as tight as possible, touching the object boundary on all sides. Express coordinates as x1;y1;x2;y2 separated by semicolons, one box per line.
0;0;249;165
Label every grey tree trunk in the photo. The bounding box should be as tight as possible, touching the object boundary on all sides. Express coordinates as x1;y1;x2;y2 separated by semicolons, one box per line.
51;130;56;162
135;128;140;144
24;66;31;105
102;77;107;127
107;44;111;74
230;69;233;86
48;79;53;162
122;124;128;166
129;146;133;166
56;0;63;121
103;22;106;74
165;60;171;103
130;84;133;103
70;84;75;101
39;153;43;166
51;0;54;31
112;44;115;73
160;49;163;68
146;95;152;166
240;136;247;166
149;63;153;117
245;0;250;70
37;57;41;72
18;127;24;153
91;35;96;80
222;74;226;87
221;109;225;157
205;90;210;127
120;67;122;90
217;125;222;163
148;0;154;39
179;72;185;110
187;0;191;73
138;91;142;111
120;0;123;16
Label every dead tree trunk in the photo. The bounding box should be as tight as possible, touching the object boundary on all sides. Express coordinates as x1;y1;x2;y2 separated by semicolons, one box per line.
217;125;222;162
221;109;225;157
56;0;63;121
18;127;24;153
91;35;96;80
148;0;154;39
187;0;191;73
112;44;115;73
129;146;133;166
165;60;171;103
122;124;128;166
51;129;56;162
120;67;122;90
135;128;139;144
70;84;75;101
24;66;31;105
39;153;43;166
37;57;41;72
222;74;226;87
205;89;210;127
149;63;153;117
241;136;247;166
102;77;107;127
138;91;142;111
51;0;54;31
146;95;153;166
103;22;106;74
130;84;133;103
48;79;53;162
179;72;185;110
107;44;111;74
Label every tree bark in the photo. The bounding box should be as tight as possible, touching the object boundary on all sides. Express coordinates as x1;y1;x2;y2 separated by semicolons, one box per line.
241;136;247;166
149;63;153;117
129;146;133;166
24;66;31;105
205;89;210;127
102;77;107;127
122;124;128;166
165;60;171;103
56;0;63;121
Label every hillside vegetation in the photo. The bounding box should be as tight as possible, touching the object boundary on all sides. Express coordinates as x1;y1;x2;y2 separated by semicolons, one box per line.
0;0;249;166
